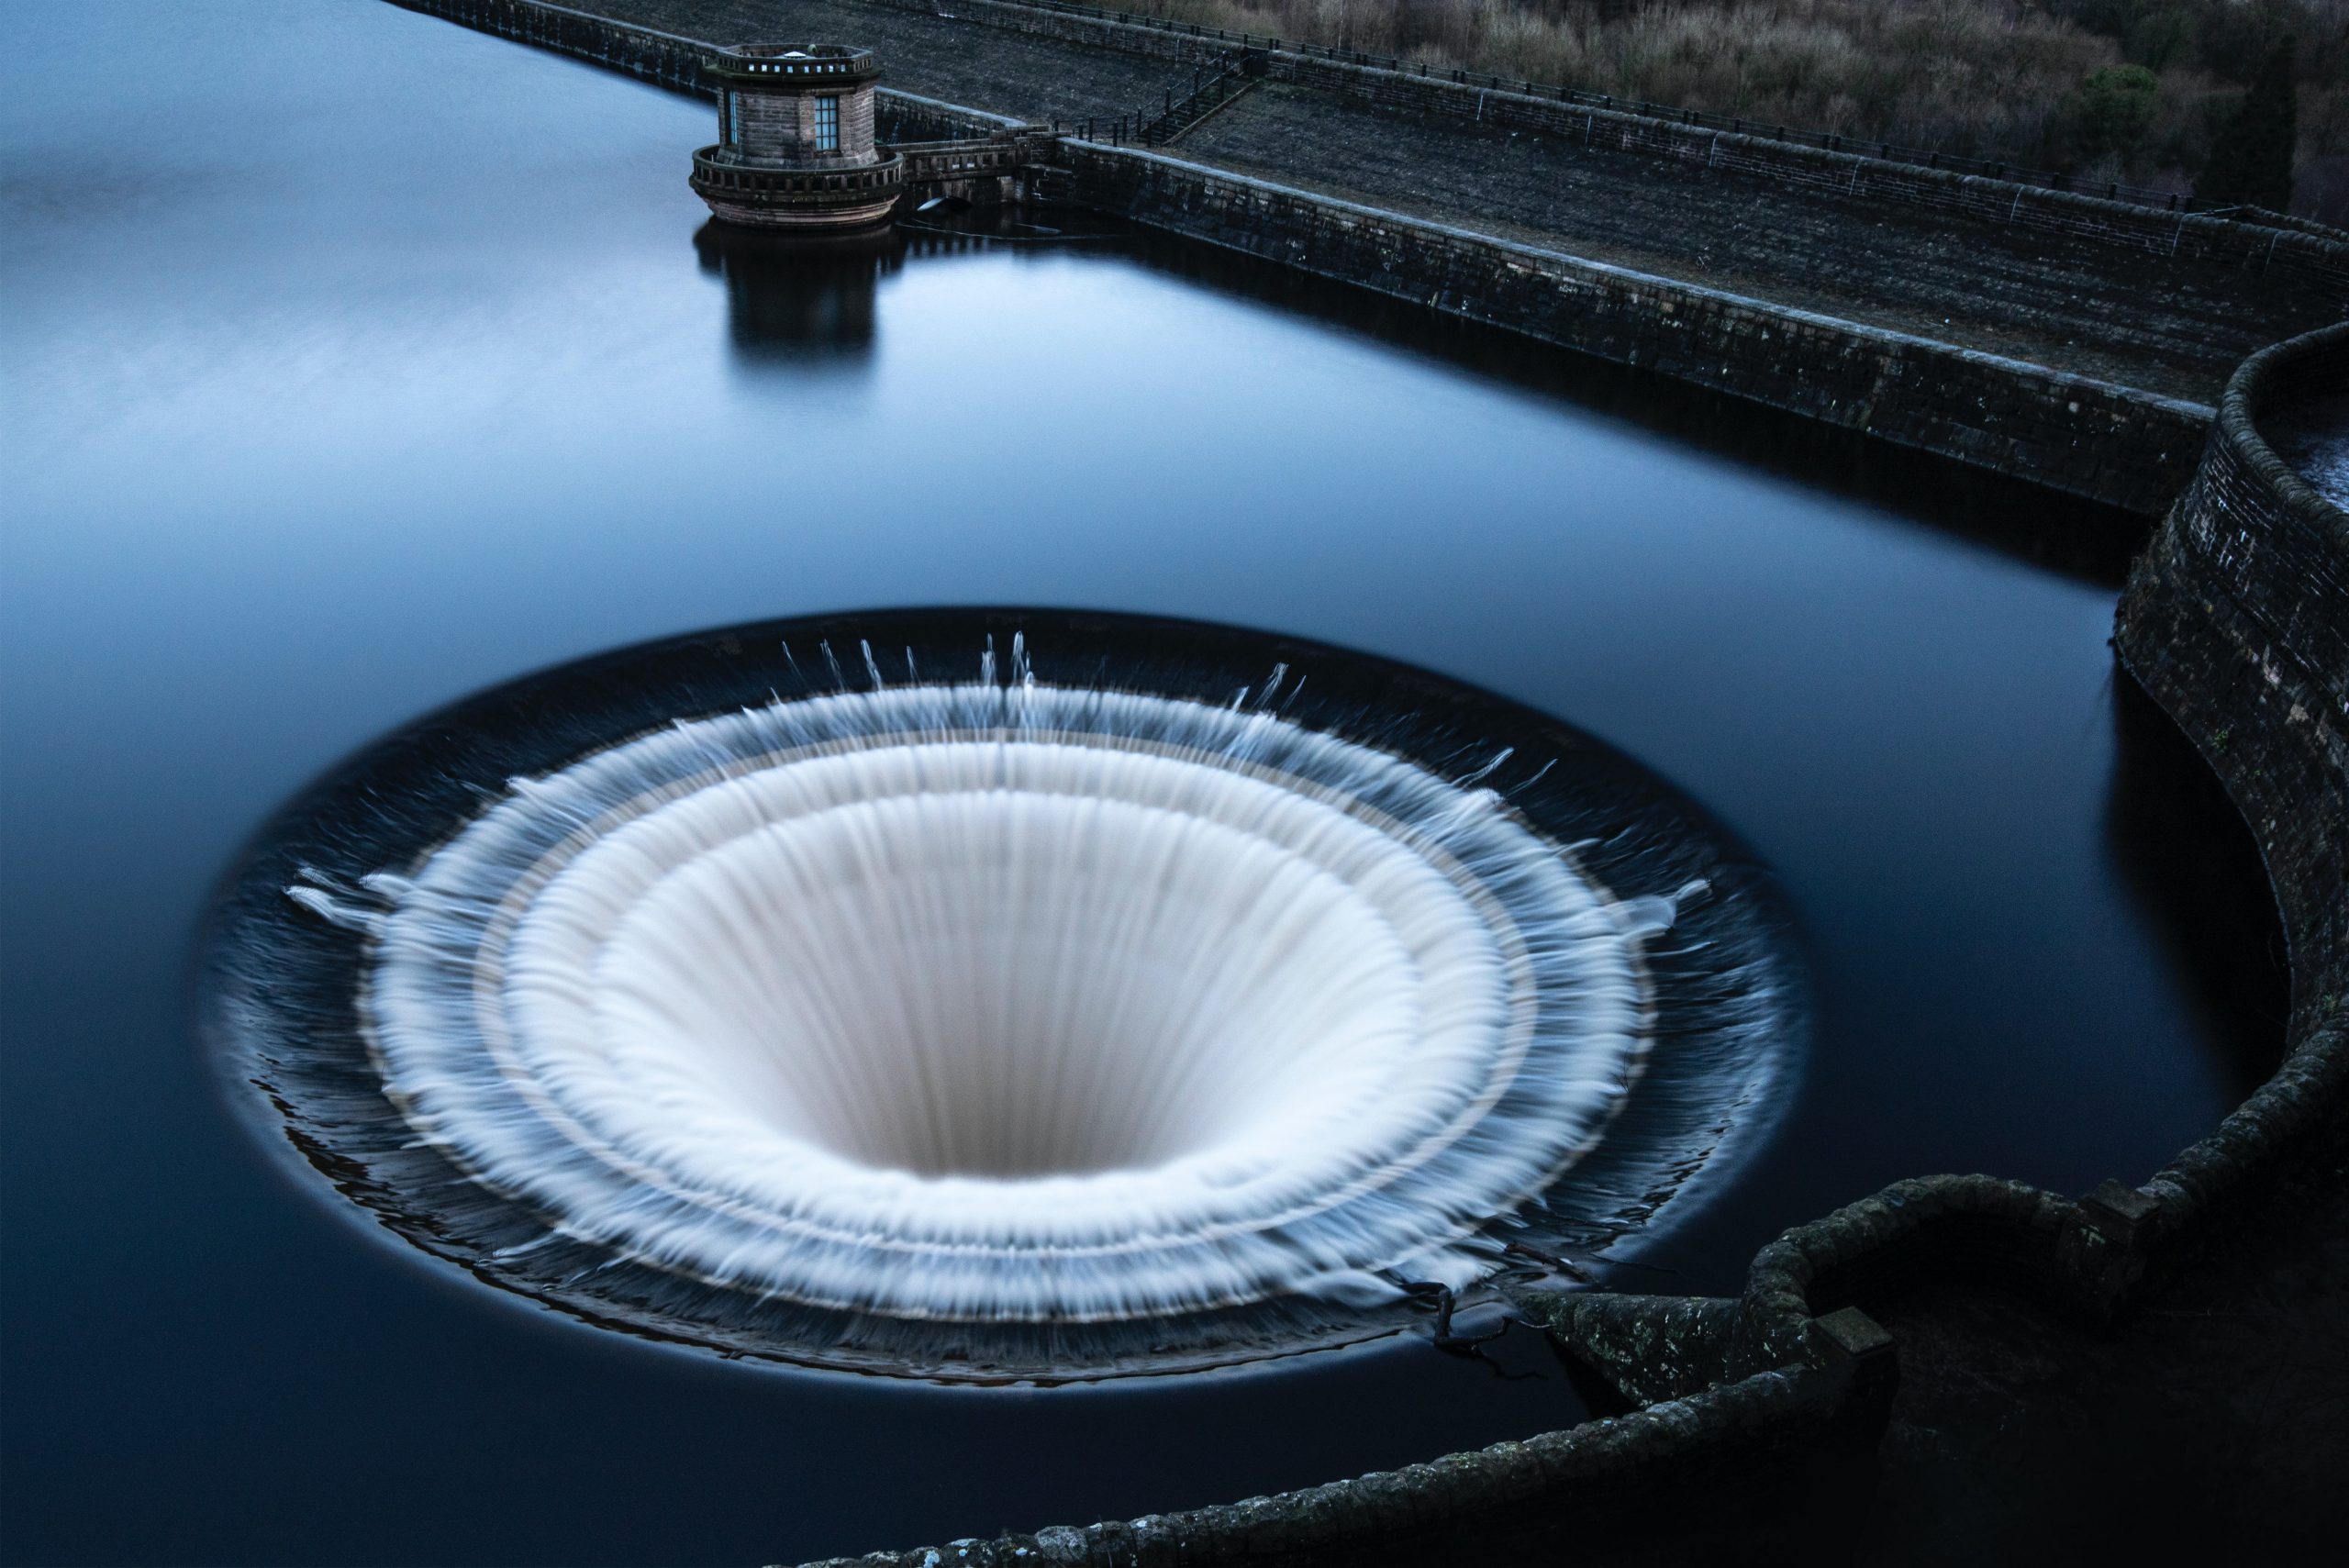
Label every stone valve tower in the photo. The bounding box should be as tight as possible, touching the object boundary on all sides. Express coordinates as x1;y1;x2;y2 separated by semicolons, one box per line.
690;45;903;230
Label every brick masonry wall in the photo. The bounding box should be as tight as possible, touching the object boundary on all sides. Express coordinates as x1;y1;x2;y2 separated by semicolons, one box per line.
731;86;882;163
732;90;797;158
1057;141;2210;513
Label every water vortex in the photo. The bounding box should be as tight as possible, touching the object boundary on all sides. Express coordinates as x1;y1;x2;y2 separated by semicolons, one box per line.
211;611;1800;1379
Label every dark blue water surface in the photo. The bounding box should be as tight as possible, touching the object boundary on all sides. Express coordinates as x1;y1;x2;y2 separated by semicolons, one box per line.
0;3;2284;1565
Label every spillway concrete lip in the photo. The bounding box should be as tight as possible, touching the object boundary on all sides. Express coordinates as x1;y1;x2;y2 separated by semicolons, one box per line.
201;605;1806;1385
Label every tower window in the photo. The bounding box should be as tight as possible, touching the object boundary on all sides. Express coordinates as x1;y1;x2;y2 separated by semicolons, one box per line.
813;95;840;152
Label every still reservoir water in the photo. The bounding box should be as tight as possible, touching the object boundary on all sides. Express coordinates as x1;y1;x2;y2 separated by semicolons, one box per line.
0;2;2284;1564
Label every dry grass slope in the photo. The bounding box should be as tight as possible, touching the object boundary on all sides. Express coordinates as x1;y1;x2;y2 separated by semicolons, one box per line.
1116;0;2348;223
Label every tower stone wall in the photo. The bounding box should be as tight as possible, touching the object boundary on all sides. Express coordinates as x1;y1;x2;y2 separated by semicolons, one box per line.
692;44;901;231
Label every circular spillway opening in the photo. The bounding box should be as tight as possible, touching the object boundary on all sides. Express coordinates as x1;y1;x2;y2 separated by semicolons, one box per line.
580;781;1443;1182
215;611;1801;1379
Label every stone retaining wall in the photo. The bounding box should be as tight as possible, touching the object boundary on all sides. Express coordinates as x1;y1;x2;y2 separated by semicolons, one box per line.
2117;324;2349;1244
1054;141;2210;514
847;0;2349;299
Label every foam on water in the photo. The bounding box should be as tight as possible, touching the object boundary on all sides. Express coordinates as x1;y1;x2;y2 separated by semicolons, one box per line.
361;677;1650;1322
217;617;1801;1378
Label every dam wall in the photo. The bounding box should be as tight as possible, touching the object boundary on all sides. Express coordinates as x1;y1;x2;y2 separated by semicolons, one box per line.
391;0;2214;515
840;0;2349;300
1055;141;2210;515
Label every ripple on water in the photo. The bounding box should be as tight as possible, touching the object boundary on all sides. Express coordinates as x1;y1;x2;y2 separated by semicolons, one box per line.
212;611;1803;1380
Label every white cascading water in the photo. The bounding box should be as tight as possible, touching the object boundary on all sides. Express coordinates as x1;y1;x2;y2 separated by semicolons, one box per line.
326;652;1670;1327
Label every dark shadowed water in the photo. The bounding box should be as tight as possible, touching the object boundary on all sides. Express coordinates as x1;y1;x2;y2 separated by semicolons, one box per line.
0;3;2286;1565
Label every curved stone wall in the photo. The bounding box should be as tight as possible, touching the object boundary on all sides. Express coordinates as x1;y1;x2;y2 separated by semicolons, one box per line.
2116;323;2349;1240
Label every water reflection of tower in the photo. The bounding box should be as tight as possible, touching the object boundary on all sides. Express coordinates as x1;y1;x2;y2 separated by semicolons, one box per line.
694;220;900;369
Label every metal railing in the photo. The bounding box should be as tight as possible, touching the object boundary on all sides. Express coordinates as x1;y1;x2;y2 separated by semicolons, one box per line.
1137;59;1249;145
1050;53;1247;148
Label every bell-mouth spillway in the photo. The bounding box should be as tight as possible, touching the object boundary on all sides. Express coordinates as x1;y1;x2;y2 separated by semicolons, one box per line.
208;608;1803;1382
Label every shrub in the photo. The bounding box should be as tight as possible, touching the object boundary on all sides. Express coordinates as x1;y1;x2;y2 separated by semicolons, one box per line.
2076;62;2162;158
